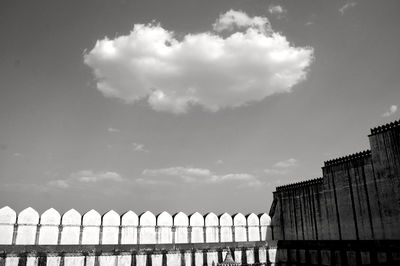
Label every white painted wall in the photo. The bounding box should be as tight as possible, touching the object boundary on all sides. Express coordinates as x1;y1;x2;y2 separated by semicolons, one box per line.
189;212;204;243
174;212;188;243
121;211;138;244
205;213;219;243
233;213;247;242
16;207;39;244
81;210;101;244
157;211;173;244
139;211;156;244
0;207;266;246
60;209;81;244
39;208;61;245
247;213;260;241
0;206;16;244
219;213;233;242
102;210;120;244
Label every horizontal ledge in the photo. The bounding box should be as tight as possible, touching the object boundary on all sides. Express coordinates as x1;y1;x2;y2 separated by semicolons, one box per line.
271;240;400;251
0;241;267;255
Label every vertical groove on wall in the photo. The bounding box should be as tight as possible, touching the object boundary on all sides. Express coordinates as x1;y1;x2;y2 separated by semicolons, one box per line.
191;251;195;266
298;188;305;240
370;159;385;239
278;193;285;240
331;169;342;240
289;190;298;240
361;162;374;239
146;253;152;266
79;225;83;245
346;166;359;240
310;185;318;240
321;185;330;240
280;194;285;240
17;255;26;266
12;224;17;245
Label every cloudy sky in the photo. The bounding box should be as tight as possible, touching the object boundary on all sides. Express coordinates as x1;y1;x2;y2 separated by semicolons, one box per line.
0;0;399;215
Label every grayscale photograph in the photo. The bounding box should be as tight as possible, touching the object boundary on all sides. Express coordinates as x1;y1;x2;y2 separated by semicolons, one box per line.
0;0;399;265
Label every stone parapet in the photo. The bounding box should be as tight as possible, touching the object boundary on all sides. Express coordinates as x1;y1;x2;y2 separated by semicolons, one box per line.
323;150;371;167
0;207;271;246
369;119;400;136
275;177;323;192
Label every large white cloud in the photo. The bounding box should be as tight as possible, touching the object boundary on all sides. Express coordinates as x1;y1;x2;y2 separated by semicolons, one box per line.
84;10;314;113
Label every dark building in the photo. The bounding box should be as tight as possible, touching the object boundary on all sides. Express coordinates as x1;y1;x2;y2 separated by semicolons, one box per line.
269;120;400;264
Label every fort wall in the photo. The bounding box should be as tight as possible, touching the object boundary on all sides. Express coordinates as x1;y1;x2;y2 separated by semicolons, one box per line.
1;120;400;265
269;120;400;241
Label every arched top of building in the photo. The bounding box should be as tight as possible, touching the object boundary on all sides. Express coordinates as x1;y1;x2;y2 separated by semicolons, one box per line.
246;213;259;226
219;213;233;226
0;206;16;224
62;209;81;225
189;212;204;226
102;210;120;226
139;211;156;226
157;211;173;226
40;208;61;225
204;212;218;226
18;207;39;224
121;211;138;226
82;209;101;226
173;212;189;226
258;213;271;226
232;213;246;226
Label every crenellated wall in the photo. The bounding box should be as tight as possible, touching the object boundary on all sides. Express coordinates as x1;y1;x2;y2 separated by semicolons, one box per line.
269;120;400;241
0;207;271;245
2;120;399;265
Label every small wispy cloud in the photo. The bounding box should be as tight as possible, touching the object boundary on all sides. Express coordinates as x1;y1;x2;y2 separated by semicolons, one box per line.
264;158;298;176
0;183;49;193
12;153;23;157
264;168;289;175
213;9;269;33
216;159;224;165
47;179;70;189
382;105;398;117
73;170;123;183
107;127;120;133
339;2;357;15
268;4;287;19
305;14;316;26
141;166;262;187
132;142;149;153
274;158;298;168
47;170;124;189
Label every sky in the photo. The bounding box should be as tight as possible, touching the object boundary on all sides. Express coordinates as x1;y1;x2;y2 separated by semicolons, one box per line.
0;0;399;216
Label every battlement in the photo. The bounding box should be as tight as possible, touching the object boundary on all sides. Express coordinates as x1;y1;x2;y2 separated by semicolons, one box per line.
275;177;323;192
323;150;371;167
369;119;400;136
0;207;271;246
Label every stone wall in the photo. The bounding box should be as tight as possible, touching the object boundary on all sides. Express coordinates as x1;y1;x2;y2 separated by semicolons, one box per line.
0;242;270;266
269;120;400;241
0;208;271;245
